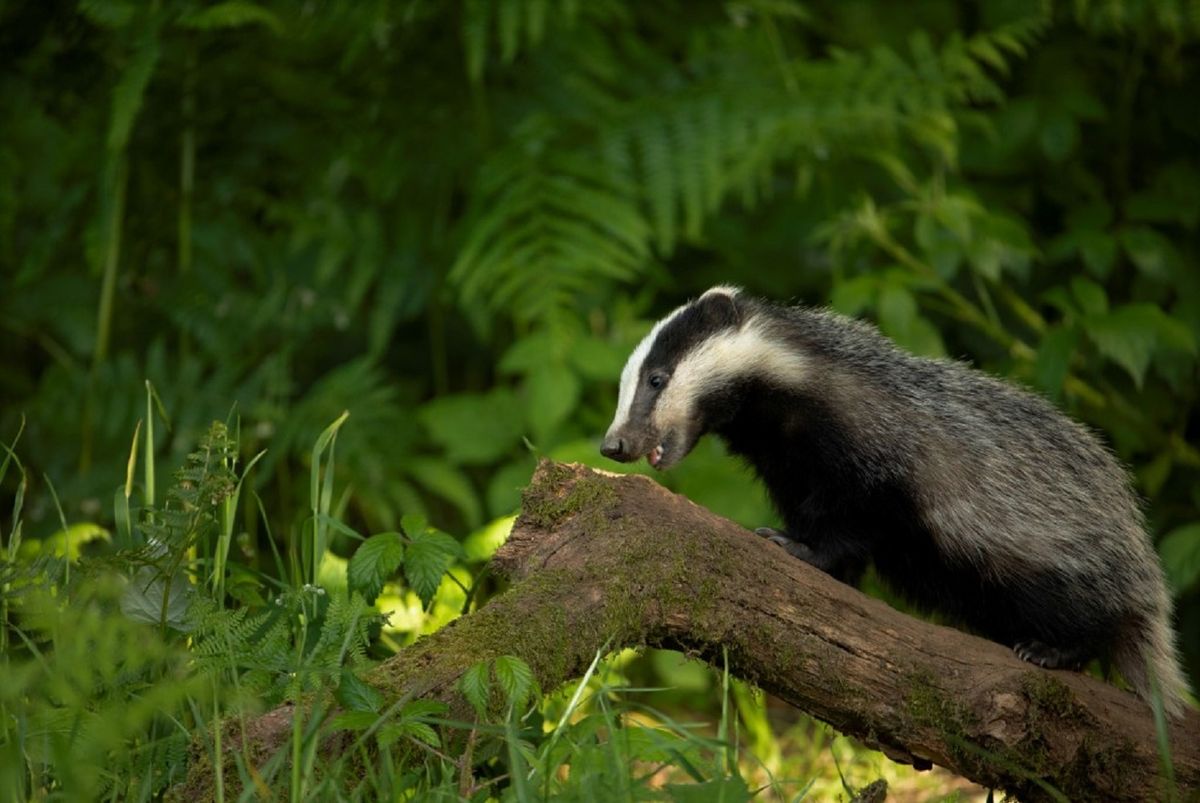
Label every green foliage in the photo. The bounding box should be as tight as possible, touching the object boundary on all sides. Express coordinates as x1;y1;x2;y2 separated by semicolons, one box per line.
3;0;1200;797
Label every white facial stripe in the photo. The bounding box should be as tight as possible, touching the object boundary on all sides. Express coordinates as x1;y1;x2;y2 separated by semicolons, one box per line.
609;302;689;433
701;284;742;299
652;317;808;431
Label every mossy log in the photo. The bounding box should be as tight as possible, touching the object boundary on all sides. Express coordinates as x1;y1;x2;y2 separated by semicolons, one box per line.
178;460;1200;801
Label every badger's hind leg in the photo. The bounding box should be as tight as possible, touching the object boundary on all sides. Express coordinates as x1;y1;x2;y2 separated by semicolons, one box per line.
1013;640;1088;670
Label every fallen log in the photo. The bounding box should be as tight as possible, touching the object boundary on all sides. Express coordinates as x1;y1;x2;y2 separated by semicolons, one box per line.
178;460;1200;801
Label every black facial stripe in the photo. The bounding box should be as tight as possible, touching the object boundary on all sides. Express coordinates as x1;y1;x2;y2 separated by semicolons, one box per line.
641;294;740;382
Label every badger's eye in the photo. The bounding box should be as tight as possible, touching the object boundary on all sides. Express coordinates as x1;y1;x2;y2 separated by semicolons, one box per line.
648;373;665;390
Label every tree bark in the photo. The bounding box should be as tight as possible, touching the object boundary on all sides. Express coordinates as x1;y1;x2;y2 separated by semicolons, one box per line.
178;460;1200;802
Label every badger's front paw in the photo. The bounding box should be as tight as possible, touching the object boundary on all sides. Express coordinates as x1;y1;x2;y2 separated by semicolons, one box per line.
754;527;817;562
1013;640;1085;670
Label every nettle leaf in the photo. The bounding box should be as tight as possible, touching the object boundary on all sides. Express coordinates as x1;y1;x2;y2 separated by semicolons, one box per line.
401;699;450;720
378;720;441;748
377;699;450;748
419;389;524;465
1085;306;1159;388
336;669;384;713
120;567;192;629
460;661;491;715
1159;523;1200;594
404;529;463;607
329;711;380;732
493;655;535;708
347;532;404;602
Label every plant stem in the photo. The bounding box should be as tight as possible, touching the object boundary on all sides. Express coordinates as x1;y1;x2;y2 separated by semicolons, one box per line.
82;156;129;472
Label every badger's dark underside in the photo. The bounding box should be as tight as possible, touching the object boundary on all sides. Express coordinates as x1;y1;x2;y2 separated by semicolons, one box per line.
714;382;1121;669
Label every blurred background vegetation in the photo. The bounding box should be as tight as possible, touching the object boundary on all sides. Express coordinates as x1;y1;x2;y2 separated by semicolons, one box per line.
2;0;1199;798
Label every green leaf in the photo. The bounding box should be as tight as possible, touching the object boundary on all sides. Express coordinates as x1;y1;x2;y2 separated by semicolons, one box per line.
460;661;491;715
1033;326;1077;400
419;389;524;465
404;529;463;607
1070;277;1108;316
1139;450;1173;498
79;0;136;28
400;699;450;720
347;532;404;602
486;459;534;518
666;776;751;803
829;277;877;316
1077;229;1116;278
876;284;943;356
877;283;917;339
378;719;441;748
108;31;160;152
1159;523;1200;594
569;336;628;381
177;1;283;33
337;669;384;713
499;331;558;375
493;655;535;708
1151;313;1198;356
406;457;483;530
329;711;380;732
914;216;962;279
525;364;581;444
120;567;192;629
1085;307;1159;388
1119;227;1174;280
1039;109;1077;163
401;513;428;537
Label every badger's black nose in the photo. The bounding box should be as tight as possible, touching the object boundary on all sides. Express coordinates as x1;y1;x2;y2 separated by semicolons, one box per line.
600;436;626;461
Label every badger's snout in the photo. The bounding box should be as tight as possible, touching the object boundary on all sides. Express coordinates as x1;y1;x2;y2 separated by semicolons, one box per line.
600;435;634;462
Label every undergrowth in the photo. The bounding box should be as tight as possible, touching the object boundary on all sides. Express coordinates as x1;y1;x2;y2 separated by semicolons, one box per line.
0;396;983;801
0;402;867;802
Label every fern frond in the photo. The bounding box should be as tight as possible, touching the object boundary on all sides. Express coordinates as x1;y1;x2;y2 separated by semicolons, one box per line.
451;121;652;324
463;0;595;82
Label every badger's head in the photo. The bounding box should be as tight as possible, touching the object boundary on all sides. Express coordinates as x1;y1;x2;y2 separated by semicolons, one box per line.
602;285;753;470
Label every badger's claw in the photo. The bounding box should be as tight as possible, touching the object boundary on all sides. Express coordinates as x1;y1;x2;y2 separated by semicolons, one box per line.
755;527;818;562
1013;641;1085;670
754;526;786;541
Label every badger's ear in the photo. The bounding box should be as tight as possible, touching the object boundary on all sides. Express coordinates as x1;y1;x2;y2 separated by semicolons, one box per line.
696;287;742;330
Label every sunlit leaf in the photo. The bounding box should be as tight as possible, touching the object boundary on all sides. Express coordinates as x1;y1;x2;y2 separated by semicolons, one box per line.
404;529;463;607
347;532;404;602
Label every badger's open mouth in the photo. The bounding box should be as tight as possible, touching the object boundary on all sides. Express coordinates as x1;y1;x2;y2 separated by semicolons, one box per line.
647;444;665;469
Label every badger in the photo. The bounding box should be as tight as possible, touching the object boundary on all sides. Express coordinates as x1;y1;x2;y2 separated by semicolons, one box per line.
601;284;1190;716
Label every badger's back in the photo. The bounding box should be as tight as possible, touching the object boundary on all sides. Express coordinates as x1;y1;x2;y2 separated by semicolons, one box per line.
730;301;1188;712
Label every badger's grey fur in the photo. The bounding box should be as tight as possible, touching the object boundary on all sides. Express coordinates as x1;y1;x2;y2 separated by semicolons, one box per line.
602;285;1190;716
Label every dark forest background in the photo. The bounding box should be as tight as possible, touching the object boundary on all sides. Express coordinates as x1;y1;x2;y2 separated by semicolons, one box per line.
1;0;1198;799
